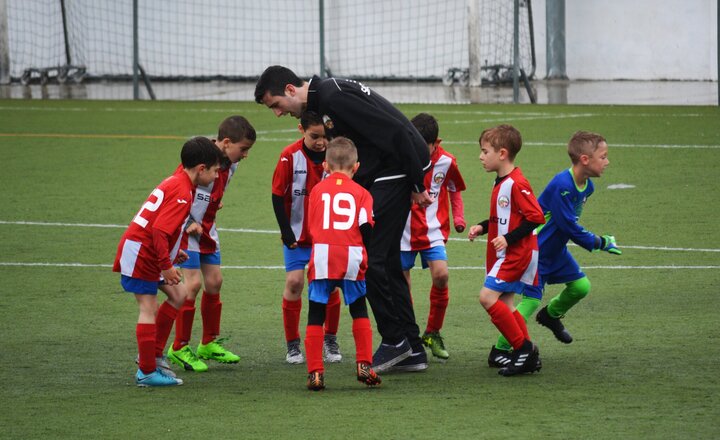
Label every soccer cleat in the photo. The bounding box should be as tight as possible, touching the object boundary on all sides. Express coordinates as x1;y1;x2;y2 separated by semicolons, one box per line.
536;306;573;344
390;350;428;372
487;345;512;369
323;334;343;363
306;371;325;391
422;331;449;360
286;338;305;364
498;340;542;377
356;362;382;387
168;345;209;372
135;368;184;387
197;337;240;363
371;338;412;373
135;354;177;378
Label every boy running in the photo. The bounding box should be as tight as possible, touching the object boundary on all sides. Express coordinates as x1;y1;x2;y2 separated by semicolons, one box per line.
467;125;545;377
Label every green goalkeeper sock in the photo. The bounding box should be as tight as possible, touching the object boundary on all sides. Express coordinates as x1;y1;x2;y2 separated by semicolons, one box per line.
495;295;541;351
547;277;591;318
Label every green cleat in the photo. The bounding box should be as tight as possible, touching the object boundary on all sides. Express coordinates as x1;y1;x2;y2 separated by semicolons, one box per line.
197;338;240;363
168;345;209;372
422;331;449;360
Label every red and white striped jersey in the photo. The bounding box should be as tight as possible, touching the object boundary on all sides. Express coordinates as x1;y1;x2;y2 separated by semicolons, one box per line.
485;167;545;285
113;172;194;281
176;162;238;254
401;145;466;251
307;172;374;282
271;139;326;247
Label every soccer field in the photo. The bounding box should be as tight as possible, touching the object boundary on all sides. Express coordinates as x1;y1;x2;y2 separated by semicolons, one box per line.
1;99;719;439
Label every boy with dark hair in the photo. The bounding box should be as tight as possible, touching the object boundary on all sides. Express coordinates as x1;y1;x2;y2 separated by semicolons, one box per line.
255;65;433;373
271;110;343;365
530;131;621;343
113;137;222;387
168;116;256;373
304;137;381;390
399;113;466;365
467;125;545;376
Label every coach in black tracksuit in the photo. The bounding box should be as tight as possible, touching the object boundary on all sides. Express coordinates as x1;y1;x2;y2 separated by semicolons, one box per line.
255;66;433;371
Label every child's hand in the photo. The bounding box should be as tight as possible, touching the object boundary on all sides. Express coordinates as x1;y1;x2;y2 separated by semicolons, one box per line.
601;235;622;255
186;222;203;236
173;249;189;265
491;236;508;251
455;222;466;233
468;224;483;241
162;267;182;285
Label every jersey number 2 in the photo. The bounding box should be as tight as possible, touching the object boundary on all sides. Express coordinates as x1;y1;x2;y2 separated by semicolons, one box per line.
133;188;164;228
321;192;356;231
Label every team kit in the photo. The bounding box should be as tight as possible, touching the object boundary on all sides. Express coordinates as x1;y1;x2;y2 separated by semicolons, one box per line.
113;66;621;390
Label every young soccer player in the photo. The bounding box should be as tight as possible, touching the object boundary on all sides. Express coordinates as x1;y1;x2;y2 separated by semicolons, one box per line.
530;131;621;343
168;116;256;373
271;111;343;365
399;113;466;365
304;137;381;390
467;125;545;377
113;137;222;387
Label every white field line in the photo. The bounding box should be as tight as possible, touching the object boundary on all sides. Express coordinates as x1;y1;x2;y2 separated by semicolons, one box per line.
0;262;717;271
2;220;719;254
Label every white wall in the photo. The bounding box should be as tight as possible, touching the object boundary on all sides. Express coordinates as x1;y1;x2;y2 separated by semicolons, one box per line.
533;0;718;80
5;0;718;81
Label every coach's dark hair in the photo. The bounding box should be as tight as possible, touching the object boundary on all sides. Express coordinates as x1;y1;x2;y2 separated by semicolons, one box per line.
181;136;222;169
300;110;324;130
411;113;439;145
218;115;256;143
254;65;303;104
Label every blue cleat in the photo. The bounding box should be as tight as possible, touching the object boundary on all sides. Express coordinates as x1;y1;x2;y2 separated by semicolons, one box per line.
135;368;184;387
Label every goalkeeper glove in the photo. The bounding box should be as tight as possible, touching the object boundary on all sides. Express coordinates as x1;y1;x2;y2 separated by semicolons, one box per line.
600;235;622;255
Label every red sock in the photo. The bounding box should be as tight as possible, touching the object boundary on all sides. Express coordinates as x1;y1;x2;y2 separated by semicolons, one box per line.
172;298;196;351
486;301;524;350
324;289;341;335
282;298;302;342
426;285;449;333
304;325;324;373
137;323;156;374
201;292;222;344
352;317;373;364
513;309;530;340
155;301;179;357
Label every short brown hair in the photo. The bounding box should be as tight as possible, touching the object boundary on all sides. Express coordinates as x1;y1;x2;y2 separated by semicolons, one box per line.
218;115;256;143
325;137;358;170
568;131;606;164
479;124;522;160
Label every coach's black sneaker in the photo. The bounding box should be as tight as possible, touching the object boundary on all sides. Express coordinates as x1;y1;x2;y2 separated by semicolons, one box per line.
487;345;512;368
498;340;541;377
389;350;428;373
371;338;412;373
536;306;573;344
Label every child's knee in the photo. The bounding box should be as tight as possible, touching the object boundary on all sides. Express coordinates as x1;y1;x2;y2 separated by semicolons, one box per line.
567;277;591;299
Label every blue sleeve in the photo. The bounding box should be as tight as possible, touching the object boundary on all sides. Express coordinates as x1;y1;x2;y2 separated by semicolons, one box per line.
545;182;598;252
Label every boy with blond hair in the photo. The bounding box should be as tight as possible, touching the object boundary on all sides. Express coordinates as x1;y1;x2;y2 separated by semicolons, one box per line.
304;137;381;390
530;131;621;344
468;125;545;376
